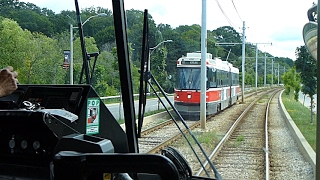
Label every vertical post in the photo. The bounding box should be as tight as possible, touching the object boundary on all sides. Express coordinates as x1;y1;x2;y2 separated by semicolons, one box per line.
112;0;139;153
255;44;258;93
241;21;246;103
200;0;207;129
271;59;274;86
316;1;320;179
70;24;74;85
277;63;279;85
147;52;151;92
264;52;266;87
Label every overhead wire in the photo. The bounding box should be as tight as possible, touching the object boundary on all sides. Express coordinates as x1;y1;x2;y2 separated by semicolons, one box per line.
231;0;243;22
228;0;256;45
186;26;240;61
215;0;238;28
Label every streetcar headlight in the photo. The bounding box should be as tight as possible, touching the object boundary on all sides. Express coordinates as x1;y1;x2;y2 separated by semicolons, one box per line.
187;94;191;99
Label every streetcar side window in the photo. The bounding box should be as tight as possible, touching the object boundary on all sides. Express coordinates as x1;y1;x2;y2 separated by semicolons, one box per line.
207;68;216;87
218;70;228;87
231;72;239;86
216;70;222;87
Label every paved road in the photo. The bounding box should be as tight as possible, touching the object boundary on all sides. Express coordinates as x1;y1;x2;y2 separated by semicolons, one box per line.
106;96;174;120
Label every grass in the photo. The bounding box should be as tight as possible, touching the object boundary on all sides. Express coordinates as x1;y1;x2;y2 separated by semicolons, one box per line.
196;131;218;147
178;130;219;149
281;91;316;151
236;135;245;142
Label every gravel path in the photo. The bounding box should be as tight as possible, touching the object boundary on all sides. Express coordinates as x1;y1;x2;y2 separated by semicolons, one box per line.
268;91;314;179
169;91;314;179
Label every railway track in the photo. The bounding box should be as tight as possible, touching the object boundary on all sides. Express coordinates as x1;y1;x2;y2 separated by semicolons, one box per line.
138;88;269;154
133;87;314;179
139;119;198;153
194;89;279;179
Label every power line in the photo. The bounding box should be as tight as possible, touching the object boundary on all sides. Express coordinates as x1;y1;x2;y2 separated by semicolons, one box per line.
231;0;242;22
215;0;237;28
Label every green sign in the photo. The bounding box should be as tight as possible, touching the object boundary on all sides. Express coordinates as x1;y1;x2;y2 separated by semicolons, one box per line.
86;98;100;134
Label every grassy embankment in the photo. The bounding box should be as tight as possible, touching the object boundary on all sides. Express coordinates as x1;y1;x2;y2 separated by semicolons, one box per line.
281;91;316;151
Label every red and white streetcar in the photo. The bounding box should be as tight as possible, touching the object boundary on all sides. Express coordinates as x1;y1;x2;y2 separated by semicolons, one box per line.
174;52;240;120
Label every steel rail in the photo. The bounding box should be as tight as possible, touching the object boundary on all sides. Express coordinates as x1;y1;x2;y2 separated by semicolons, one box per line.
195;88;279;176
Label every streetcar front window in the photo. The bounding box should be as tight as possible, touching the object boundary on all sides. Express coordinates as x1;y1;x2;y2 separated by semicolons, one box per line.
176;68;201;90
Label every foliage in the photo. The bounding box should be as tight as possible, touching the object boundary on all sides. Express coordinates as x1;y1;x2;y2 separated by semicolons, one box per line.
0;0;296;98
282;92;316;150
294;45;317;123
282;67;300;101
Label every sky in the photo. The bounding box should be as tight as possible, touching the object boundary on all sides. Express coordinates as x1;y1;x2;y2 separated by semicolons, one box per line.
24;0;316;60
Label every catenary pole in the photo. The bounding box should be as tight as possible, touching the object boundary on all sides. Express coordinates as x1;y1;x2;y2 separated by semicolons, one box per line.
200;0;207;129
264;53;266;87
255;43;272;92
241;21;246;103
255;44;258;93
278;63;280;86
271;58;274;86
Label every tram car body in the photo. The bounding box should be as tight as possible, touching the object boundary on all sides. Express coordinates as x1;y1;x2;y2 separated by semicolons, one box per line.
174;52;240;120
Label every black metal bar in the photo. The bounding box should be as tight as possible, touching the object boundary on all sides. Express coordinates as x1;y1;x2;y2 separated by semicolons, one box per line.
137;10;149;138
89;52;99;83
147;80;211;177
112;0;138;153
149;73;222;180
74;0;90;84
316;1;320;179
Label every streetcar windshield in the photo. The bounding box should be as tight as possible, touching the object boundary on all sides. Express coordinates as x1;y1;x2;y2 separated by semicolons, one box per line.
176;68;201;90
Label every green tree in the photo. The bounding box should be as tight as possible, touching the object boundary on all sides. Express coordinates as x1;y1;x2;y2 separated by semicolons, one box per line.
72;36;99;84
0;17;31;72
10;9;54;36
282;67;301;101
295;45;317;123
20;32;63;84
212;26;242;66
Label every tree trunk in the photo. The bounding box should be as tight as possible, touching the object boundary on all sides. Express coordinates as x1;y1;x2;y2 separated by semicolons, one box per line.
310;96;314;124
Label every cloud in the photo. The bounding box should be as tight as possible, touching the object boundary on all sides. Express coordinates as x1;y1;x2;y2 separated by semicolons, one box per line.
271;27;304;42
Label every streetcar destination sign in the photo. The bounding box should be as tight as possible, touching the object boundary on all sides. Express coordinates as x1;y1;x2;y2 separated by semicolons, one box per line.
303;21;317;60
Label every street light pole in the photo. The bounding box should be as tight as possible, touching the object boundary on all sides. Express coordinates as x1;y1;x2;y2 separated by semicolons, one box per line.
147;39;173;92
149;39;173;54
69;13;108;84
70;24;74;84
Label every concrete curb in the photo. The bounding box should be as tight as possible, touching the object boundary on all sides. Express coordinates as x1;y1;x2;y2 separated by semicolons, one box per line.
278;90;316;173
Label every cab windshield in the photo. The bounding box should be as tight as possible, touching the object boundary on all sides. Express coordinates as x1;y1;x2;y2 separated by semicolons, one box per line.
176;68;201;90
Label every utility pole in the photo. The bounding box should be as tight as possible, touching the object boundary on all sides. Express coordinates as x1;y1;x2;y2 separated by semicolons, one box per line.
241;21;246;103
200;0;207;129
263;54;274;87
254;43;272;93
278;63;280;86
216;21;246;103
271;58;274;86
264;53;266;87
